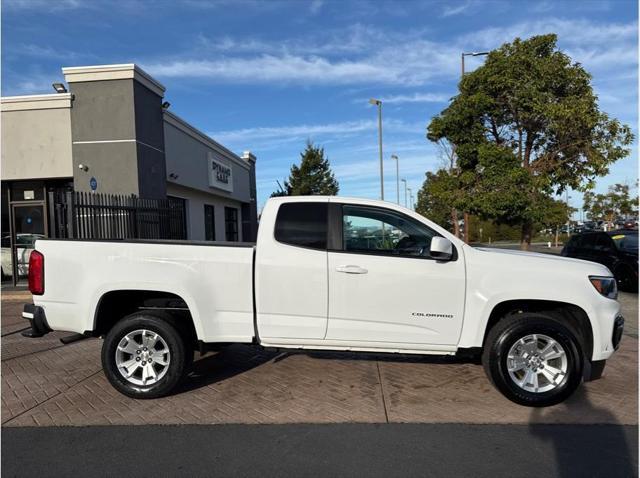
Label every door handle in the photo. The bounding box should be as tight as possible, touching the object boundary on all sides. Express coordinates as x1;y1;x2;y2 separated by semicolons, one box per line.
336;265;368;274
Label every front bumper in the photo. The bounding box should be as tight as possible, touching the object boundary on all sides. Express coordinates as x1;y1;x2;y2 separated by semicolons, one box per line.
21;304;51;338
585;314;624;382
612;315;624;351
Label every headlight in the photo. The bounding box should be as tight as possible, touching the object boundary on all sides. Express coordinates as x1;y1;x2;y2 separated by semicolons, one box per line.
589;276;618;299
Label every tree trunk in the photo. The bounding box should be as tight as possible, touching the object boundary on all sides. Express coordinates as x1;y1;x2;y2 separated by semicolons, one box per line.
451;208;460;238
463;212;470;244
521;220;533;250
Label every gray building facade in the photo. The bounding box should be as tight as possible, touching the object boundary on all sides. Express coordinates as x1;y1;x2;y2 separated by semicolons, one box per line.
1;64;258;280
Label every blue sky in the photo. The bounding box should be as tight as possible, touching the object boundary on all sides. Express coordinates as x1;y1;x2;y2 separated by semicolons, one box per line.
2;0;638;214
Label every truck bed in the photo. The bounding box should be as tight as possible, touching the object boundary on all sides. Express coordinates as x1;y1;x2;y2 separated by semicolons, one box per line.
33;239;256;343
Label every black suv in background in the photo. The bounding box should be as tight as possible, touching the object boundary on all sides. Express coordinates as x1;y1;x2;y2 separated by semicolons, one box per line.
562;230;638;292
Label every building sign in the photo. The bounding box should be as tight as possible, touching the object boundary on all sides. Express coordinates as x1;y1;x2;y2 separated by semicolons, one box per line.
208;154;233;193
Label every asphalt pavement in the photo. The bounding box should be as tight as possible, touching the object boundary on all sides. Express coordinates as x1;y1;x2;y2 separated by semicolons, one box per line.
3;423;637;477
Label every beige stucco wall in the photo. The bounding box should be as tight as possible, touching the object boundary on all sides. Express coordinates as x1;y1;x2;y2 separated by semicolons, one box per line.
1;107;73;180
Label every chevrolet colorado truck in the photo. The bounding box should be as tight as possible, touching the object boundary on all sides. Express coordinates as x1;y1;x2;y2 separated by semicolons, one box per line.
22;196;624;406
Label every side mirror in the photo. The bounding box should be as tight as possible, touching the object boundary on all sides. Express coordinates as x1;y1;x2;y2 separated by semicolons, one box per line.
430;236;453;261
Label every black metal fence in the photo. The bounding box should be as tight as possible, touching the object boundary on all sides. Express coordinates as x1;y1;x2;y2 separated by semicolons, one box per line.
48;191;187;240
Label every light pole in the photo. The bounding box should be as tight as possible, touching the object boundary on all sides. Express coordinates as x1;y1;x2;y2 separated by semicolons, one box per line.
407;187;413;209
391;154;400;204
565;190;572;236
461;51;490;76
401;179;407;207
369;98;384;201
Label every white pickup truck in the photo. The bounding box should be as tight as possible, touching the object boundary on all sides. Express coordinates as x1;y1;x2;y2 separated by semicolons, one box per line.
23;196;624;406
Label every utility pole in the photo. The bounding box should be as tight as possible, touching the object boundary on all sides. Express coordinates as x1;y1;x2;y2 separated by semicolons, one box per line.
565;189;572;237
401;179;407;207
391;155;400;204
369;98;384;201
460;51;490;244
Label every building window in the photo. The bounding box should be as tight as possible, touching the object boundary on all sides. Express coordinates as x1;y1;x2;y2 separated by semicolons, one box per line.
225;207;239;241
204;205;215;241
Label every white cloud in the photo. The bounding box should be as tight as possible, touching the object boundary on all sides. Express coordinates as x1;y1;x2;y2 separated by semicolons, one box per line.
146;55;403;85
309;0;324;14
375;93;451;104
459;18;637;52
441;0;475;17
144;18;637;88
210;118;419;144
3;0;86;9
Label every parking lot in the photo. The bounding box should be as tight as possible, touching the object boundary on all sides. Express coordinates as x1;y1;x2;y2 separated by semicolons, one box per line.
1;290;637;428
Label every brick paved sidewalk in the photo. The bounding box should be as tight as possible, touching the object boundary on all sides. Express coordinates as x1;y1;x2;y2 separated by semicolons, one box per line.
2;291;638;427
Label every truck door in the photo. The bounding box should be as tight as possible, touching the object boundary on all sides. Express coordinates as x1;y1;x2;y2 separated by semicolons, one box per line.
255;199;329;340
327;203;465;347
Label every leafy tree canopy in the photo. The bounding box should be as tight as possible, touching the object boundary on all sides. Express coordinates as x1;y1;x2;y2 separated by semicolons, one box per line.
425;34;634;248
583;183;638;223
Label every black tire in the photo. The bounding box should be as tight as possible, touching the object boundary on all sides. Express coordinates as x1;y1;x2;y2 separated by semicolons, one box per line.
101;312;193;399
482;313;583;407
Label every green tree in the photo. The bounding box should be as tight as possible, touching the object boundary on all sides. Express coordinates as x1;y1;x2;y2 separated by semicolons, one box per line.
583;183;638;225
271;141;339;196
415;169;460;231
426;34;634;249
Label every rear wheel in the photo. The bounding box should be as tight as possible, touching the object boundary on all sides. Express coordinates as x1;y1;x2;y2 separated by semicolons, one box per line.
483;313;583;407
101;312;193;399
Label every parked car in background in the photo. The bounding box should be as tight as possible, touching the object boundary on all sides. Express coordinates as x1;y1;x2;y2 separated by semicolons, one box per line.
1;233;45;279
562;230;638;292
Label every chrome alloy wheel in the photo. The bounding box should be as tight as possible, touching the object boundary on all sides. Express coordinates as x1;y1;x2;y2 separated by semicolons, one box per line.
115;329;171;387
507;334;568;393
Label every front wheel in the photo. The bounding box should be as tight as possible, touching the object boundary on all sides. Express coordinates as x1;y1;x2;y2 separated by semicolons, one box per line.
483;313;583;407
101;312;193;399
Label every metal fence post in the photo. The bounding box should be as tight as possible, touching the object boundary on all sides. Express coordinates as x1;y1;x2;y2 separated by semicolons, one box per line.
65;190;75;239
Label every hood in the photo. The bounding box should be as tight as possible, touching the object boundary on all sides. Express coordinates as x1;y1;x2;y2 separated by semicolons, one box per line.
471;246;612;274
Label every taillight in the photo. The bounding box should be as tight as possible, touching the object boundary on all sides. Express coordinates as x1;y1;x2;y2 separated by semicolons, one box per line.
28;250;44;295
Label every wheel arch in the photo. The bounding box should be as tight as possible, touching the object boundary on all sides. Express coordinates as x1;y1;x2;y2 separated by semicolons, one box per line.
92;289;199;345
482;299;594;360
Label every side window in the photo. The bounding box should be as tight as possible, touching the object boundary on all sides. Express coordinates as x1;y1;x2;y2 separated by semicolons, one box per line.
594;233;614;253
274;202;328;250
568;235;582;251
342;205;438;258
579;234;595;251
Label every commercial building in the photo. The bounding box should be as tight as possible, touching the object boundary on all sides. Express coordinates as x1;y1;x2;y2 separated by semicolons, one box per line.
1;64;258;281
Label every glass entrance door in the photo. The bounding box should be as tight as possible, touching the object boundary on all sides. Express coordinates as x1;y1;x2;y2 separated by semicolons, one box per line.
7;203;46;285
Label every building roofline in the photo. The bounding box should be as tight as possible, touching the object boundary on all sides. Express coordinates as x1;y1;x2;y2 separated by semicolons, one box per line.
163;110;252;171
1;93;73;112
62;64;165;97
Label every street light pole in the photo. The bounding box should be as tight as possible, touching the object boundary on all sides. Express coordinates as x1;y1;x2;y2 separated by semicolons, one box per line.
565;190;572;236
461;51;490;76
391;154;400;204
401;179;407;207
407;187;413;209
369;98;384;201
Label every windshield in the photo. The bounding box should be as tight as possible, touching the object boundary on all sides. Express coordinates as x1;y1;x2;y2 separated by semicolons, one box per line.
610;233;638;253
